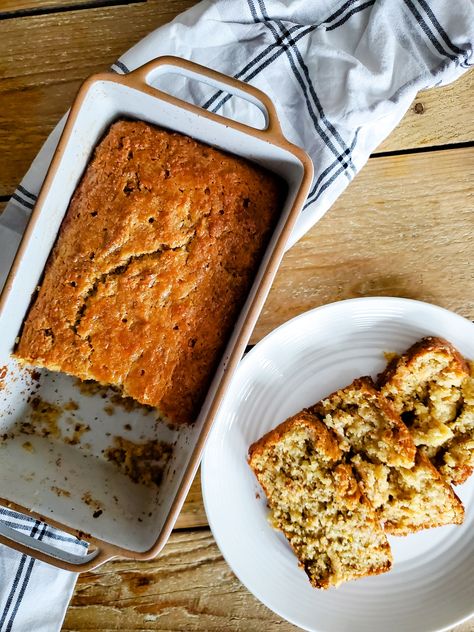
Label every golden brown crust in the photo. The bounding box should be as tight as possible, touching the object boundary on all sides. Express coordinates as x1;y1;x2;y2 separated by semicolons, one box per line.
377;336;469;389
447;463;473;485
248;411;341;464
310;554;391;589
15;120;285;424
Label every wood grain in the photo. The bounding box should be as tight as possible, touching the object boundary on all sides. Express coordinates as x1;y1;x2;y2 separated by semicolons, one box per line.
377;70;474;153
63;529;300;631
0;0;472;196
62;529;473;631
174;470;207;530
0;0;135;14
0;0;196;197
251;146;474;343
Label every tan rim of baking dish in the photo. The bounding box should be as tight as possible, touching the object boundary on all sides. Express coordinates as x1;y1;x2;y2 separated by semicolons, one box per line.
0;55;314;571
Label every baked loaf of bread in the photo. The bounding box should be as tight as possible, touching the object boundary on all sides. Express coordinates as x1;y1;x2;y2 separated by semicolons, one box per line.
378;337;474;485
248;412;392;589
310;378;464;534
15;120;285;424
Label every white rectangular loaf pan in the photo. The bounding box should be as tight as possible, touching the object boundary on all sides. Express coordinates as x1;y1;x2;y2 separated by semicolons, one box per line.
0;56;313;571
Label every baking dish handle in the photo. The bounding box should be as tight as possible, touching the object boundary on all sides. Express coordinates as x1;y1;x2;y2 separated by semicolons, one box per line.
125;55;283;137
0;520;114;572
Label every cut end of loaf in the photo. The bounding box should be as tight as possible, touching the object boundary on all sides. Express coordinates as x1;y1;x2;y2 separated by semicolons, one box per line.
378;337;474;485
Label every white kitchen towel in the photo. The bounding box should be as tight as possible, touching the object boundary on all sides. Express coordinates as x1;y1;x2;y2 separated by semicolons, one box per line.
0;509;86;632
0;0;473;630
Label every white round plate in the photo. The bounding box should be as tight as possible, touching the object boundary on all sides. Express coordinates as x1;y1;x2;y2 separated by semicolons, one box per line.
202;297;474;632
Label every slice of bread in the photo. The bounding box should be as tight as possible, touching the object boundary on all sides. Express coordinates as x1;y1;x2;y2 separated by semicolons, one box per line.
310;378;464;533
248;412;392;588
378;336;474;485
310;377;416;468
352;452;464;535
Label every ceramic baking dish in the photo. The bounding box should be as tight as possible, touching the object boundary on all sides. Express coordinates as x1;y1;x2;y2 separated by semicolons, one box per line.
0;56;313;571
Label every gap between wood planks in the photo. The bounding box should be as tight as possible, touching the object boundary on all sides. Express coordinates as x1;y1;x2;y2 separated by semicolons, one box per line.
0;0;144;20
372;139;474;159
1;140;472;207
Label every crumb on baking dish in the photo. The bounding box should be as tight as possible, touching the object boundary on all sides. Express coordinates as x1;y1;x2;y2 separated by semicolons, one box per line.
74;379;105;397
24;397;62;439
0;365;8;391
74;378;154;415
27;368;42;383
81;491;102;516
64;419;91;445
51;485;71;498
22;441;34;453
105;436;173;487
15;396;91;446
109;391;154;414
63;400;79;411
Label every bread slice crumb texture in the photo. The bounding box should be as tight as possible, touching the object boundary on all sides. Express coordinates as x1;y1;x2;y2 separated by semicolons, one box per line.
248;412;392;589
352;452;464;535
310;377;464;534
378;337;474;485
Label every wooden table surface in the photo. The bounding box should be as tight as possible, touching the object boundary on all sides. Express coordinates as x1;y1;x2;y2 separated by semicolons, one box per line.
1;1;473;630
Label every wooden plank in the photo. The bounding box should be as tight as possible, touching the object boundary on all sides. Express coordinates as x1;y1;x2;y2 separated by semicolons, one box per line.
0;5;472;196
0;0;126;14
0;0;197;197
174;470;207;529
63;528;473;631
376;70;474;154
63;529;299;631
251;146;474;343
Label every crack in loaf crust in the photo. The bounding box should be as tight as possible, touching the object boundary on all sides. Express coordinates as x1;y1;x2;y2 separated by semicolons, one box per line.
378;337;474;485
15;120;285;424
248;412;392;589
310;378;464;535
